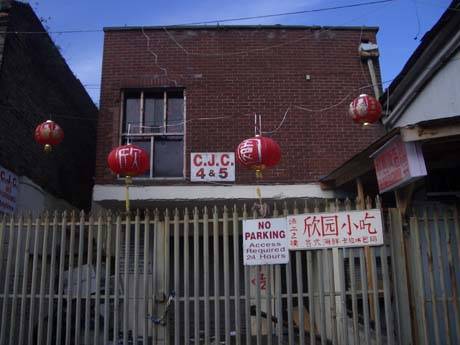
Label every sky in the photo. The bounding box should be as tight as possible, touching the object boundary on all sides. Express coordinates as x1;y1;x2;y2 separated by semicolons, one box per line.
29;0;452;105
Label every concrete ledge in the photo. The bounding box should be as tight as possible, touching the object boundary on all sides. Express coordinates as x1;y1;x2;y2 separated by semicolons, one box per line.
93;183;336;202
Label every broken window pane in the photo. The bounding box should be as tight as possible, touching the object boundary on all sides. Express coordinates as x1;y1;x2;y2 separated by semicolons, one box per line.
153;136;183;177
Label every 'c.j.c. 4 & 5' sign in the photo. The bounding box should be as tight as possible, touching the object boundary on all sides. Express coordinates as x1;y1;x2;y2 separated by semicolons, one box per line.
287;209;384;250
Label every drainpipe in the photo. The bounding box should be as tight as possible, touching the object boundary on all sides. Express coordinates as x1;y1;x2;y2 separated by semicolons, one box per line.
359;42;381;99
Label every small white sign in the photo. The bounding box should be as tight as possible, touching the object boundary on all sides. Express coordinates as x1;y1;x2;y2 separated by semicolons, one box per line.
287;209;384;250
190;152;235;182
243;217;289;266
0;165;18;214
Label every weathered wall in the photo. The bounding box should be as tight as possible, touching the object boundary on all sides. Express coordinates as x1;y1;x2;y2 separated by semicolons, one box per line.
0;2;98;210
97;26;384;185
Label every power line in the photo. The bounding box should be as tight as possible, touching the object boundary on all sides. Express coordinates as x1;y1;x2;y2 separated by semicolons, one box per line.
6;0;395;35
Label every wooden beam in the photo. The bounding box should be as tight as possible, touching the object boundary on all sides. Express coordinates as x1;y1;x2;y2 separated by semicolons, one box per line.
394;183;415;217
401;123;460;142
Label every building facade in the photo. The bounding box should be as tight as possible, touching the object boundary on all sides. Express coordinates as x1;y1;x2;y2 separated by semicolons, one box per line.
0;1;98;213
94;25;384;209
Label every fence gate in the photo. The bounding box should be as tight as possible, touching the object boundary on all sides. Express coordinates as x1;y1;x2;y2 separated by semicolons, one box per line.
0;199;407;345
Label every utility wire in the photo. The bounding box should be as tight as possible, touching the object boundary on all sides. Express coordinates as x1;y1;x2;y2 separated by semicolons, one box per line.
5;0;395;35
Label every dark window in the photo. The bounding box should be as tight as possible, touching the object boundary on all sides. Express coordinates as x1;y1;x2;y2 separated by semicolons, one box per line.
121;90;184;178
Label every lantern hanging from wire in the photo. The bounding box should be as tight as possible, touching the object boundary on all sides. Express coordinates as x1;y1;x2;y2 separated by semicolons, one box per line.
34;120;64;152
349;94;382;125
236;134;281;178
235;115;281;216
107;143;149;213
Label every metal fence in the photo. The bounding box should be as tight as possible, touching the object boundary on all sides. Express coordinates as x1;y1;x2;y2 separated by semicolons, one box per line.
0;198;415;345
406;205;460;345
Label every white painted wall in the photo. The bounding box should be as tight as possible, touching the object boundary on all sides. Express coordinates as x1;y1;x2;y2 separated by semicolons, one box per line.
92;183;336;203
394;50;460;128
16;176;75;214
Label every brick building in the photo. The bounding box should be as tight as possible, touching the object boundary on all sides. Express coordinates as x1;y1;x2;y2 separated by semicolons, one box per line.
93;25;384;209
0;1;98;212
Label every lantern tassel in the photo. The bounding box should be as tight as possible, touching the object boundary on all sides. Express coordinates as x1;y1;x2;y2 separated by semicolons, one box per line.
125;176;132;213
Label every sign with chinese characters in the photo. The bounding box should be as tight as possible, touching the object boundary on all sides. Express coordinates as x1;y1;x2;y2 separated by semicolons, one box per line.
372;135;427;193
190;152;235;182
287;209;383;250
0;165;18;214
243;217;289;265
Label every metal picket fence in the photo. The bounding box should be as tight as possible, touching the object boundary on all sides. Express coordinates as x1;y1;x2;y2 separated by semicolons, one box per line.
0;198;406;345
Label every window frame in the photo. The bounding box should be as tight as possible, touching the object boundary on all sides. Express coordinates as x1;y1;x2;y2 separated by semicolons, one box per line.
118;89;186;180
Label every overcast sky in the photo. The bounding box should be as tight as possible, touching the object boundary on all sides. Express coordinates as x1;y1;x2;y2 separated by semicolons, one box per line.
31;0;451;105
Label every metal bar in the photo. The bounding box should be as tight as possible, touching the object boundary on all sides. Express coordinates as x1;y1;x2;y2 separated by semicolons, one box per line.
133;212;140;344
18;215;33;345
37;213;50;345
84;215;94;345
337;248;348;345
203;207;210;345
194;207;200;345
410;215;428;345
8;215;23;344
371;247;382;345
0;216;14;345
328;249;338;345
74;212;85;345
213;206;221;345
243;205;251;345
296;251;305;345
27;216;41;345
359;248;370;345
350;248;359;345
174;209;180;345
445;208;460;341
113;216;122;345
184;209;190;345
273;205;283;345
380;245;394;345
256;266;262;345
223;206;231;345
286;257;294;345
423;208;441;344
266;266;273;345
307;251;316;345
94;214;104;345
318;250;327;345
123;214;131;345
143;211;150;345
165;209;171;345
0;216;5;286
152;211;159;345
433;208;451;344
233;206;241;345
45;212;59;345
104;212;113;345
56;212;68;345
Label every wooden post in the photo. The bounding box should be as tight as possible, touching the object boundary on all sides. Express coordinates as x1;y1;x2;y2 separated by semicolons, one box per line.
356;178;375;321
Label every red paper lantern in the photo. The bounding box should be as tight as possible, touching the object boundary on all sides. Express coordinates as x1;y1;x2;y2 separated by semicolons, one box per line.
349;94;382;125
107;144;149;177
34;120;64;152
236;135;281;177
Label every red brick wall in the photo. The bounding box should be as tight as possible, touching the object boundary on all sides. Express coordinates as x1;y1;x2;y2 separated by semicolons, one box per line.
97;27;384;185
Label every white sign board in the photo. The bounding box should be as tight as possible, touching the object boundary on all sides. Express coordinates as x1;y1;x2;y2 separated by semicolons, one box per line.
243;217;289;265
0;165;18;214
287;209;384;250
191;152;235;182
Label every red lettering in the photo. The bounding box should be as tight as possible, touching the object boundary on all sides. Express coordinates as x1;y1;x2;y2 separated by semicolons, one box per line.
221;154;230;166
193;154;203;166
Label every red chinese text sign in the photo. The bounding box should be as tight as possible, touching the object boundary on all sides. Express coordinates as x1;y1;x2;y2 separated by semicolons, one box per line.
287;209;384;250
